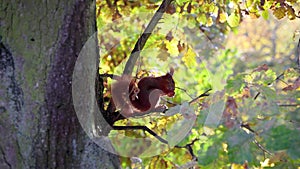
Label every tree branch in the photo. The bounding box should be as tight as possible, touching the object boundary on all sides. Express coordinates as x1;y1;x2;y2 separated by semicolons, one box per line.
122;0;174;75
112;125;168;144
189;88;212;104
296;37;300;67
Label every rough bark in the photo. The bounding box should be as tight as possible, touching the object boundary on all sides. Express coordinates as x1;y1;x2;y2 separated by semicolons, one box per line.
0;0;120;168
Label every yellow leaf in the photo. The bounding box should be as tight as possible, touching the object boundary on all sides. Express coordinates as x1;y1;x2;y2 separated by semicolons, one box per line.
227;12;240;27
182;47;197;68
165;39;179;57
219;12;227;23
231;163;244;169
206;17;213;27
249;12;260;19
286;5;296;20
287;0;297;3
157;50;170;61
273;7;286;19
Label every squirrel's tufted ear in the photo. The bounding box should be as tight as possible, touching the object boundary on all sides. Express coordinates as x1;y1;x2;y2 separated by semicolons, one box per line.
169;67;174;76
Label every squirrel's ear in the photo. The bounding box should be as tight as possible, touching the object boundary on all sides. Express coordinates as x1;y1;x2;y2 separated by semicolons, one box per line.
169;67;174;76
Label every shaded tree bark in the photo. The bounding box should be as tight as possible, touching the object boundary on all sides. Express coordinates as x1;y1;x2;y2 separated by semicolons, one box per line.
0;0;120;168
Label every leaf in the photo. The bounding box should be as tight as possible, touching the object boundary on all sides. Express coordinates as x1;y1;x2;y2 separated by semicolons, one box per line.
177;41;186;53
157;49;170;61
265;125;300;159
253;64;269;72
287;0;297;3
166;116;196;146
273;7;286;19
165;102;196;146
241;86;251;98
198;144;220;165
259;86;277;101
225;74;246;94
166;4;176;14
293;77;300;89
282;85;294;91
204;100;225;130
180;102;196;119
228;144;254;164
231;163;247;169
261;10;269;20
175;0;189;6
227;12;240;27
182;47;197;68
197;13;207;25
284;68;299;78
206;17;213;27
249;12;260;19
165;31;173;41
246;0;254;8
227;129;255;164
286;5;296;20
149;156;169;169
165;39;179;57
269;151;288;164
165;104;181;116
219;12;227;23
224;97;238;116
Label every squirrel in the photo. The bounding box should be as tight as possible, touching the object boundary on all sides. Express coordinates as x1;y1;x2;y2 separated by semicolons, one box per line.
111;68;175;117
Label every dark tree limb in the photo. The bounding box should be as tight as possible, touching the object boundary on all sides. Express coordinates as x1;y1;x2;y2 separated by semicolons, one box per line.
122;0;174;75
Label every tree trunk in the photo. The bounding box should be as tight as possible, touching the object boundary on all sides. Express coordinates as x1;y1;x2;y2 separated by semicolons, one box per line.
0;0;120;168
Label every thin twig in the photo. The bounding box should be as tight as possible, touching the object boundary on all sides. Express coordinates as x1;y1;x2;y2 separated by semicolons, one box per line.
176;87;194;99
189;88;212;104
240;122;273;156
296;37;300;67
160;97;177;106
253;72;284;100
99;73;114;79
175;138;200;160
253;139;272;156
113;125;168;144
278;104;299;107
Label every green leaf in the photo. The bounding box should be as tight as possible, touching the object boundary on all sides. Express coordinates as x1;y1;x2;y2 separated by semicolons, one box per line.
227;12;240;27
265;125;300;159
259;86;277;101
225;74;245;95
197;13;207;25
226;128;256;164
261;10;269;20
198;144;220;165
284;68;299;78
228;144;254;164
176;0;190;6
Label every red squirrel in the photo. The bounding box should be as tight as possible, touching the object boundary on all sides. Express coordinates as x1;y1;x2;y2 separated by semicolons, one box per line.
111;68;175;117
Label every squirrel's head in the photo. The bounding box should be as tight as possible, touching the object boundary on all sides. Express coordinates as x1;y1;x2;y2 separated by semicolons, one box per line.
161;67;175;97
